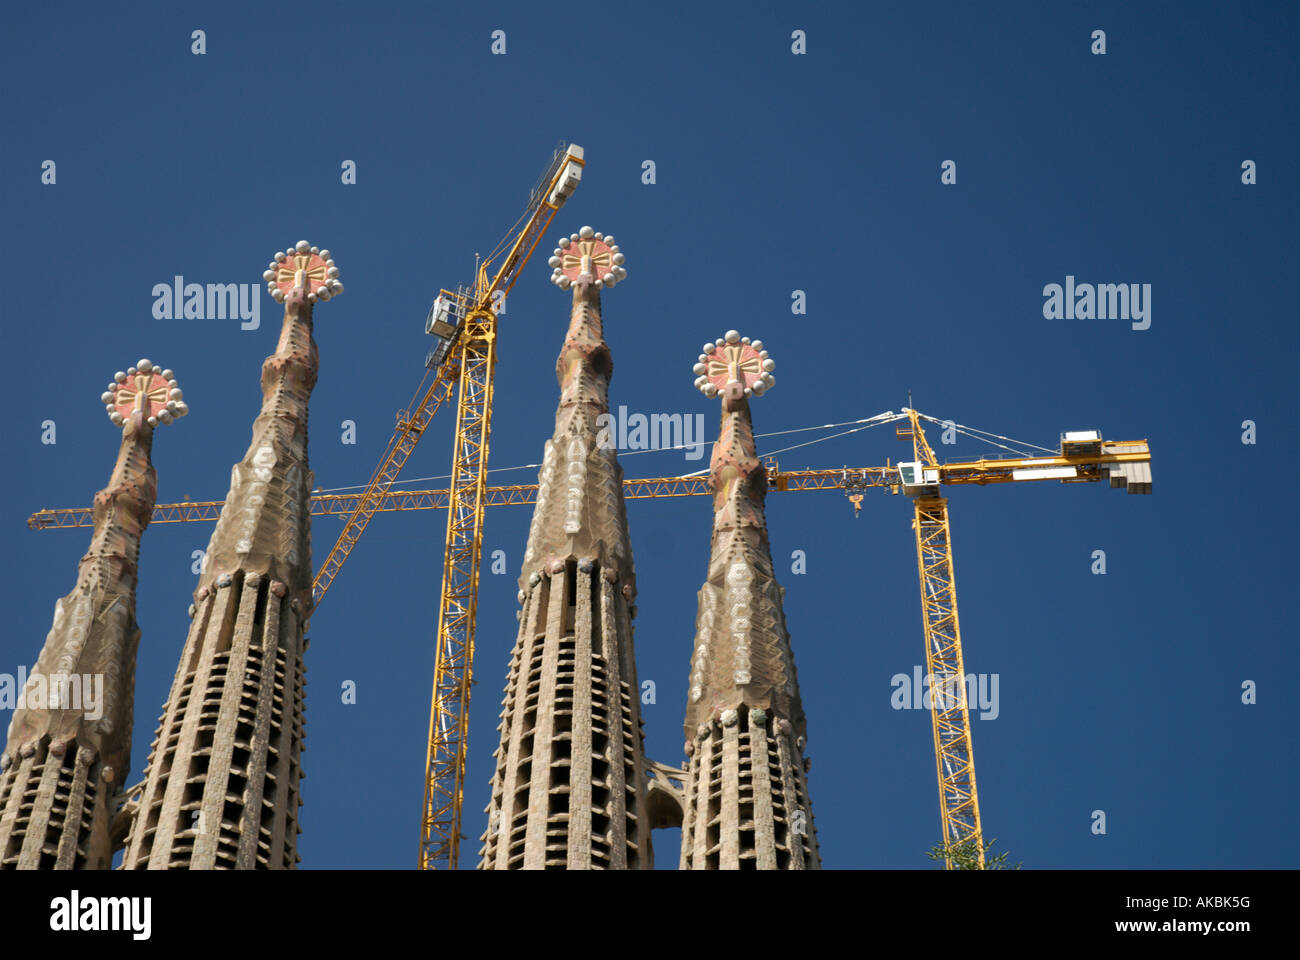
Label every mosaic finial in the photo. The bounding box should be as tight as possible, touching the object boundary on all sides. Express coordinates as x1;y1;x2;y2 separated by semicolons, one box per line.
548;226;626;290
263;241;343;305
693;331;776;399
102;361;188;429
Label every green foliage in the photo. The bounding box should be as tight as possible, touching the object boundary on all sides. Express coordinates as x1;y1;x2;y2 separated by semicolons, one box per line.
926;836;1022;870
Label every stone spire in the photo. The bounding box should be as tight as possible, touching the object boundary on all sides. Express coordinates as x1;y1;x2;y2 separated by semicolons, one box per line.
121;242;342;869
478;226;652;869
0;361;187;869
678;331;820;869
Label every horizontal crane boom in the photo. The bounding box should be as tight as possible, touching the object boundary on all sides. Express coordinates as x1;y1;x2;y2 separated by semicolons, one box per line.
27;436;1152;531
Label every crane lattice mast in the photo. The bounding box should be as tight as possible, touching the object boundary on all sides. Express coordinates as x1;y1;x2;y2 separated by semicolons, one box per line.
418;143;585;870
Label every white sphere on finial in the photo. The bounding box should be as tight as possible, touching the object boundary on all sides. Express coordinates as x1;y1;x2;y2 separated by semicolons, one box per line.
703;343;715;354
275;251;286;263
319;249;330;260
101;391;113;404
147;415;158;427
296;240;310;253
138;359;153;372
262;269;274;281
763;358;775;371
724;330;739;344
558;237;570;248
579;225;594;239
693;363;706;375
114;371;127;383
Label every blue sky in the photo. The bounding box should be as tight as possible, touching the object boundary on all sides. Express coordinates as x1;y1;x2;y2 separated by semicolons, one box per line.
1;1;1295;869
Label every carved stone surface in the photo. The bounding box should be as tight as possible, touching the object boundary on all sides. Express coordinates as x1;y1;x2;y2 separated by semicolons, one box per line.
122;256;333;870
480;255;651;870
0;378;167;870
684;392;805;737
678;337;819;869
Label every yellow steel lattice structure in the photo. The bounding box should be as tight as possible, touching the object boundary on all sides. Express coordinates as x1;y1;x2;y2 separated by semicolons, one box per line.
911;495;983;867
419;310;496;870
416;142;582;870
27;446;1154;531
900;408;982;867
311;372;456;606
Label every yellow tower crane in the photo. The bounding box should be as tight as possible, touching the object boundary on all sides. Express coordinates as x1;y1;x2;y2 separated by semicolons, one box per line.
883;408;1150;867
30;407;1152;868
899;408;985;866
413;143;584;871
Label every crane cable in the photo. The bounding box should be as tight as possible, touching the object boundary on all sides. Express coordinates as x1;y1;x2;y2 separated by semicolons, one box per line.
915;413;1057;458
312;413;903;493
311;411;1059;495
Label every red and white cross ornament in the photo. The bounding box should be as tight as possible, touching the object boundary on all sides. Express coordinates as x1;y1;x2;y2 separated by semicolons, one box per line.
548;226;627;290
263;241;343;304
102;360;189;429
694;331;776;399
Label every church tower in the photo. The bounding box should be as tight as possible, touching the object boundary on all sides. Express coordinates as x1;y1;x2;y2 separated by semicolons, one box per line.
121;243;342;869
0;361;188;868
477;226;652;869
679;331;820;869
